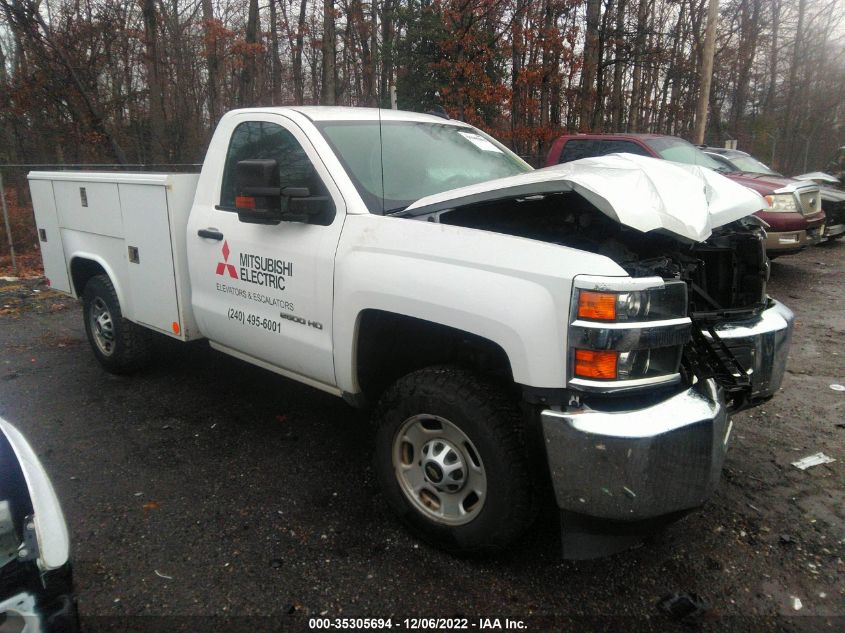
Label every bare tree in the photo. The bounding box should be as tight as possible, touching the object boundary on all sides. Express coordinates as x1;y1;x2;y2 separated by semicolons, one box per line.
321;0;336;105
694;0;719;143
628;0;649;131
238;0;261;106
579;0;601;131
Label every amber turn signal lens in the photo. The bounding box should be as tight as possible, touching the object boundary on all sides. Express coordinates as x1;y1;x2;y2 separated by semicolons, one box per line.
574;349;618;380
577;290;617;320
235;195;256;209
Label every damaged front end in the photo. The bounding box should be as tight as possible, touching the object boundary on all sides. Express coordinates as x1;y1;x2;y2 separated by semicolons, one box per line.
428;189;792;412
588;213;791;412
404;159;793;557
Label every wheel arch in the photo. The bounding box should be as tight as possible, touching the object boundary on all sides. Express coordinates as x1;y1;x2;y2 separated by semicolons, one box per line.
69;255;126;310
349;309;516;405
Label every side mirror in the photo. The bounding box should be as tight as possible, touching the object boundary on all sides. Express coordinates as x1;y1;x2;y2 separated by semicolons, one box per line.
234;159;282;225
233;159;333;224
282;187;333;222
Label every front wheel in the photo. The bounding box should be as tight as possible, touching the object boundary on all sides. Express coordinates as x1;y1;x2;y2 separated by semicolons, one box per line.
373;366;535;554
82;274;152;374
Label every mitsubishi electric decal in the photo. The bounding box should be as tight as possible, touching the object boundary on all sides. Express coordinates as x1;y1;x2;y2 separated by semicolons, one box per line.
216;241;238;279
214;240;302;319
215;241;293;290
238;253;293;290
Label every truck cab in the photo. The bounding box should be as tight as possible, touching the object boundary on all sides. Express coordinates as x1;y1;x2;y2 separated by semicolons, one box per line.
29;108;794;558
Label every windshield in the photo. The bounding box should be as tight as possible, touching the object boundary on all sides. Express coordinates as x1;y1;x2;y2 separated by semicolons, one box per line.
315;121;532;213
727;154;780;176
645;137;728;172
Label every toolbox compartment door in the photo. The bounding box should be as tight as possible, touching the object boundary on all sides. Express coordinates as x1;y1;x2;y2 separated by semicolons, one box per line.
118;183;180;335
28;179;71;293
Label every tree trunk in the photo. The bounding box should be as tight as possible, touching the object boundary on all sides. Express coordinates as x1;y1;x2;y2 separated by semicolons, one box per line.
782;0;806;173
579;0;601;131
370;0;379;105
642;9;659;130
764;0;780;115
321;0;337;105
238;0;260;107
350;0;376;105
379;0;396;107
141;0;166;163
0;40;7;85
200;0;220;124
731;0;760;133
269;0;282;104
693;0;719;144
511;0;528;153
592;0;613;132
610;0;626;130
293;0;307;104
628;0;648;131
660;1;685;134
539;0;555;141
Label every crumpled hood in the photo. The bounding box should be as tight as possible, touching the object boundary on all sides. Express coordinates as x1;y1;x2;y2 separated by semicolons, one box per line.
405;153;767;242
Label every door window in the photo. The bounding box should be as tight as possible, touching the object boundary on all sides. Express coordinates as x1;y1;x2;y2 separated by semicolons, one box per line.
220;121;333;223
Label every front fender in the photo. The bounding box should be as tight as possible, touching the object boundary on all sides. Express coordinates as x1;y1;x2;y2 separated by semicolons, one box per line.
333;215;627;392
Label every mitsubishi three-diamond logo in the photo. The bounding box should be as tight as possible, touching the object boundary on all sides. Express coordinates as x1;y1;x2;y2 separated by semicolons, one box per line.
216;240;238;279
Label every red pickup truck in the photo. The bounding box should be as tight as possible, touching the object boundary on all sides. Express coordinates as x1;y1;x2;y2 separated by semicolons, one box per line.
545;134;825;256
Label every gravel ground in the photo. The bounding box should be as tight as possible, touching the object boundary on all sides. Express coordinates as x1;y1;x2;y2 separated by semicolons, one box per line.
0;242;843;631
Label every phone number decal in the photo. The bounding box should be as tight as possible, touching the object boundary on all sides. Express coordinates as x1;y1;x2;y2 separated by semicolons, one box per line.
227;307;324;332
227;307;282;333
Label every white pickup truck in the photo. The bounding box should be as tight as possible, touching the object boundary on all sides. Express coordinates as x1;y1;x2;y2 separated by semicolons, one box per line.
28;107;793;558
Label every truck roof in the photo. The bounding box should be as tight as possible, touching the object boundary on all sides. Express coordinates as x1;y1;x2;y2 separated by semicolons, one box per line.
556;132;669;140
225;106;469;126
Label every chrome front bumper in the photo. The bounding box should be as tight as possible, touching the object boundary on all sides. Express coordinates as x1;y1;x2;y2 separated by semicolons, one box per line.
765;229;809;251
710;299;794;401
541;378;728;522
541;300;793;527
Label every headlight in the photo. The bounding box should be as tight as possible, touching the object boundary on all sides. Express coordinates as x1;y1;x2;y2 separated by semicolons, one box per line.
764;193;798;212
569;277;691;390
576;284;687;323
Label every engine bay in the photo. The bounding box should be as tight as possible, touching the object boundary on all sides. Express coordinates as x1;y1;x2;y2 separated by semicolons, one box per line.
431;191;769;320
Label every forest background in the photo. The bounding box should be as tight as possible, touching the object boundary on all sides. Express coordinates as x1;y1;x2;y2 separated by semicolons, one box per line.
1;0;844;270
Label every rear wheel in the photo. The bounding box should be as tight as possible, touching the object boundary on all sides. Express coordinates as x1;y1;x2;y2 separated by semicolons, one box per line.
82;275;152;374
373;366;534;554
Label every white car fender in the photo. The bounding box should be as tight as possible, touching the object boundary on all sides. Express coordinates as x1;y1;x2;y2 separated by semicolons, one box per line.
0;419;70;572
333;214;628;392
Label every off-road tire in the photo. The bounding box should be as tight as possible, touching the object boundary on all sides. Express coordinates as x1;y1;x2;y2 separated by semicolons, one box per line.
82;274;152;374
373;365;535;554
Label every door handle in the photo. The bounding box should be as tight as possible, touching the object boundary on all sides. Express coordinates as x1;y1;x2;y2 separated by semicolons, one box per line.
197;228;224;240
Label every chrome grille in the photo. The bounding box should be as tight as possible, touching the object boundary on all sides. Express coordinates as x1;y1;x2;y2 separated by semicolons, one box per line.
798;187;821;216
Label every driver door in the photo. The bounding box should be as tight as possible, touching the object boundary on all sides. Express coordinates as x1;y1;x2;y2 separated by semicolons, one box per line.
187;114;345;390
